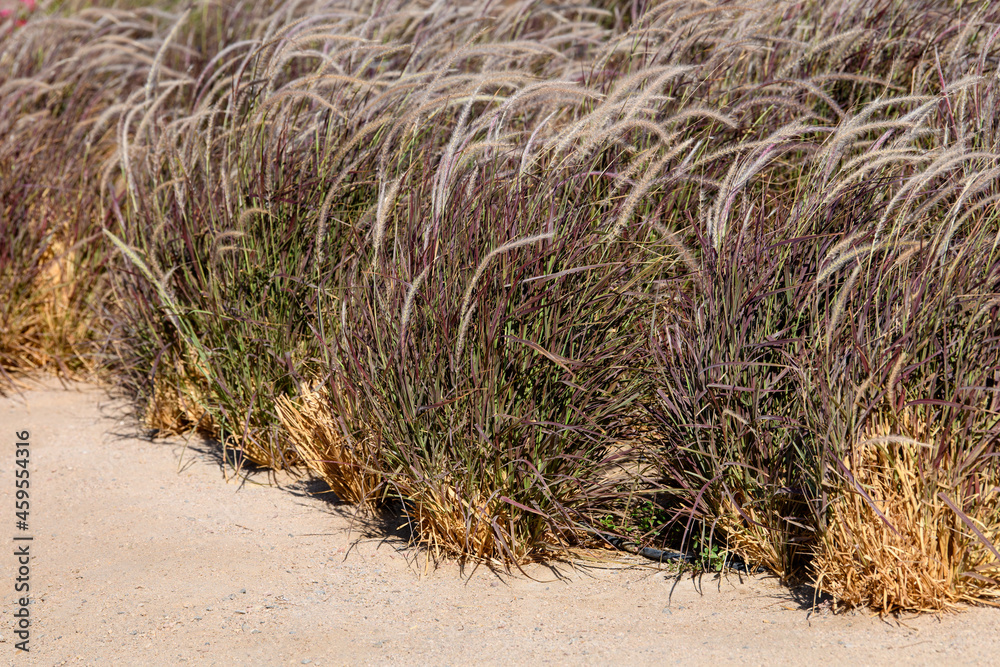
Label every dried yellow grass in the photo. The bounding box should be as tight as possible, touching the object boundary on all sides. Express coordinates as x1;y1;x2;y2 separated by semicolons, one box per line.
144;360;285;469
1;201;98;382
143;361;215;438
714;493;795;579
399;478;575;567
34;225;76;314
276;387;569;564
813;408;1000;613
275;385;381;505
404;482;510;564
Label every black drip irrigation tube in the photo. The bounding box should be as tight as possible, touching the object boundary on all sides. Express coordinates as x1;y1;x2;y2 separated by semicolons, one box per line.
599;534;766;573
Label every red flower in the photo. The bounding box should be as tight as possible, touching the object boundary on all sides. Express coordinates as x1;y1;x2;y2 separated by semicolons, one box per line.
2;0;35;30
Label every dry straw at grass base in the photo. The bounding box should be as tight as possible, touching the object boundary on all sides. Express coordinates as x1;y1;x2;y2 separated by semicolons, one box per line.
275;384;569;566
276;384;382;506
813;407;1000;613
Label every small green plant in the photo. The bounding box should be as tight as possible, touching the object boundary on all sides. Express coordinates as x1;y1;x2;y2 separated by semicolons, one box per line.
599;499;667;537
697;543;728;572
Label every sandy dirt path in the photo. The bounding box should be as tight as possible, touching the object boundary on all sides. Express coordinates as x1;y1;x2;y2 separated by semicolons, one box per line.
1;381;997;665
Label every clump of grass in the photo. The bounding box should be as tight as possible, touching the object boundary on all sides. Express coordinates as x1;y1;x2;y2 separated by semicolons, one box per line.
331;164;664;563
640;0;1000;600
815;408;1000;613
0;0;241;393
98;0;678;561
646;202;822;578
807;184;1000;610
92;1;353;466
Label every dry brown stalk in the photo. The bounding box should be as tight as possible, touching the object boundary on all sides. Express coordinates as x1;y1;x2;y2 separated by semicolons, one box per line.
814;408;1000;613
275;385;382;506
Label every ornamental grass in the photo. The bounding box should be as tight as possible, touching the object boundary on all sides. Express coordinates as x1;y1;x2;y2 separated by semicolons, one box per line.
2;0;998;609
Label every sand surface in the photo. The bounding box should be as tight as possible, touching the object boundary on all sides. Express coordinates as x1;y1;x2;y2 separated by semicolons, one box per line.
1;380;998;665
